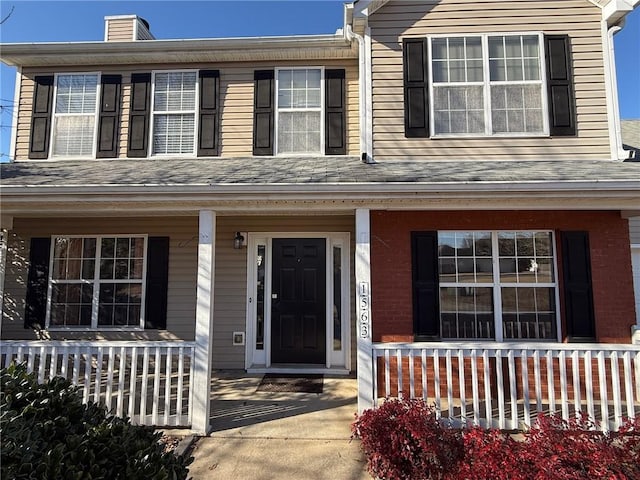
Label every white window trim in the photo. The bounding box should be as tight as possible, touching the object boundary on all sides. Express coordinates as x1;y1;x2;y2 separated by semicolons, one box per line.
49;72;101;159
274;66;325;156
149;69;199;157
428;32;549;138
45;234;148;331
438;230;560;342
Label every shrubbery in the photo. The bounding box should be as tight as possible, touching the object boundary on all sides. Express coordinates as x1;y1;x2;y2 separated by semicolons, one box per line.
0;363;192;480
352;397;640;480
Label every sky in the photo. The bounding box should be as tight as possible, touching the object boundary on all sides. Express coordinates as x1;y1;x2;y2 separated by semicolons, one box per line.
0;0;639;160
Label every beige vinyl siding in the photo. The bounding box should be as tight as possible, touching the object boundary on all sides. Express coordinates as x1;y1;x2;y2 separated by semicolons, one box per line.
369;0;611;161
630;218;640;245
212;215;356;370
105;18;135;42
1;217;198;341
14;60;359;160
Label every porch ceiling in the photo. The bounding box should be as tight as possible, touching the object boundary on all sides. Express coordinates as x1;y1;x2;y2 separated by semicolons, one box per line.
1;157;640;216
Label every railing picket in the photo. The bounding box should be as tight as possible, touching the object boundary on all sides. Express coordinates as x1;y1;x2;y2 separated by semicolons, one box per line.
496;350;505;430
105;346;115;412
152;348;161;425
559;351;569;421
17;346;24;365
49;345;57;380
3;346;13;368
83;348;92;404
470;350;479;426
177;346;185;424
521;350;530;428
60;349;69;378
635;352;640;402
117;347;126;418
38;346;47;383
421;349;427;400
546;350;556;414
483;349;492;429
26;348;35;374
188;345;195;424
584;351;595;421
140;348;150;425
129;347;138;422
164;347;172;426
408;349;415;399
508;350;517;430
94;347;104;404
597;351;609;432
571;350;581;415
446;349;454;421
72;346;81;385
458;349;466;424
434;350;441;417
533;350;542;414
610;352;622;431
396;349;403;398
622;352;635;420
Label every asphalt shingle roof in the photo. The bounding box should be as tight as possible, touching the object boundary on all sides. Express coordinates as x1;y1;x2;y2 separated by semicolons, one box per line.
2;157;640;188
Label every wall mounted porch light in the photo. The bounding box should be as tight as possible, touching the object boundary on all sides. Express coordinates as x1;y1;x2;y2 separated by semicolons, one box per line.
234;231;247;249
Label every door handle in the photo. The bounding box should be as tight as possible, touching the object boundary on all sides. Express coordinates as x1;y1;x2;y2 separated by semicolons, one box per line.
272;293;278;299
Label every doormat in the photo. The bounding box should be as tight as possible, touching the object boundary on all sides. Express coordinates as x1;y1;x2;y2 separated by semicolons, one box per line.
257;374;323;394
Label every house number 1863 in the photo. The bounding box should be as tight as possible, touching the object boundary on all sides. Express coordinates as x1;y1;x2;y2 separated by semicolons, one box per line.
359;282;370;339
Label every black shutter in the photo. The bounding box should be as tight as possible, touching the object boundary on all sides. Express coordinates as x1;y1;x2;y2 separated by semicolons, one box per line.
127;73;151;157
198;69;220;157
28;76;55;159
325;69;346;155
24;237;51;329
253;70;274;156
561;231;595;340
144;236;169;330
545;35;576;136
96;74;122;158
403;38;429;138
412;232;440;339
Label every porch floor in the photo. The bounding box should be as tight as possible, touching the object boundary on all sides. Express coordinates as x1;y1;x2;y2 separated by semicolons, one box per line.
187;371;371;479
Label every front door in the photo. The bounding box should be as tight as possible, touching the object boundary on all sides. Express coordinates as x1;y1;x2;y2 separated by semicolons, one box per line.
271;238;326;364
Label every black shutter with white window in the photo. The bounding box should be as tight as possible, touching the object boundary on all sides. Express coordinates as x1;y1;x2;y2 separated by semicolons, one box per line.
325;69;346;155
253;70;274;156
24;237;51;329
198;70;220;157
403;38;429;138
561;231;595;340
28;76;55;159
144;236;169;330
412;232;440;339
96;74;122;158
127;73;151;158
545;35;576;136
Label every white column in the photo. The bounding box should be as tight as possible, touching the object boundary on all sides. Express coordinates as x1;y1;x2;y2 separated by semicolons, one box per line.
191;210;216;434
0;216;12;338
356;209;374;413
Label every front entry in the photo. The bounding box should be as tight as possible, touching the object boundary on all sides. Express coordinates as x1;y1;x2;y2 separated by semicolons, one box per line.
271;238;326;364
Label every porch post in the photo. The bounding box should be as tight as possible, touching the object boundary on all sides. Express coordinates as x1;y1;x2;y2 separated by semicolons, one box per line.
355;208;374;413
192;210;216;434
0;216;12;336
631;215;640;344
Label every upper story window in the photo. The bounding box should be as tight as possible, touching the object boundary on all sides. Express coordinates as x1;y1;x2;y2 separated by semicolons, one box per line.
430;34;546;137
151;71;197;155
275;68;323;154
51;73;100;157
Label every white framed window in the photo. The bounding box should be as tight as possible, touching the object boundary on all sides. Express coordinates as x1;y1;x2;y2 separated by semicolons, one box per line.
275;67;323;155
46;235;147;329
51;73;100;157
438;231;558;341
429;33;547;137
151;71;197;155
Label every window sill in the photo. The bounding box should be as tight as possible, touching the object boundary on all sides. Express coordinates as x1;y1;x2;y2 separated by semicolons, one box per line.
430;133;549;140
46;327;145;332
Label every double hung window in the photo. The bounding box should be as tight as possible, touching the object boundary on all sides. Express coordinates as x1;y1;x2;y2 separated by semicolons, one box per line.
430;34;545;136
47;236;146;329
437;231;558;341
51;73;99;157
276;68;323;154
152;71;197;155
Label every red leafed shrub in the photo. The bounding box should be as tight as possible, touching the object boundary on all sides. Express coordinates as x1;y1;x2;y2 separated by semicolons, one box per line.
351;397;464;480
352;397;640;480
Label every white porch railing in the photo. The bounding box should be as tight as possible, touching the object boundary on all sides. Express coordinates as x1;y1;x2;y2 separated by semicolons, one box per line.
0;340;195;428
371;342;640;432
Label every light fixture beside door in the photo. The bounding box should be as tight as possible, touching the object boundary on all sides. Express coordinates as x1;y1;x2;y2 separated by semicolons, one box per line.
234;231;247;249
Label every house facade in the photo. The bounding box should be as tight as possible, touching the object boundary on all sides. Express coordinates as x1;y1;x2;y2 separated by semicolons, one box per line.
1;1;639;435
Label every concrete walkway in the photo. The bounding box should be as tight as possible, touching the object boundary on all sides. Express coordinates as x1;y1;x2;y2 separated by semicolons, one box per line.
187;372;372;480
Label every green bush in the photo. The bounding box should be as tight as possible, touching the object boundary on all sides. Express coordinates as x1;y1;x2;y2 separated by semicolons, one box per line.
0;362;192;480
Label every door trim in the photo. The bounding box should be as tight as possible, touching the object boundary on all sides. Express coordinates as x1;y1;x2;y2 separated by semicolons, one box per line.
244;232;351;372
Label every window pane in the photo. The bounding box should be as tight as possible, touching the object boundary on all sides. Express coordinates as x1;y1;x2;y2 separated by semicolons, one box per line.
433;86;485;134
491;85;543;134
153;72;196;111
502;287;556;340
153;114;195;154
277;111;321;154
52;116;95;156
432;38;448;60
256;245;266;350
333;246;342;351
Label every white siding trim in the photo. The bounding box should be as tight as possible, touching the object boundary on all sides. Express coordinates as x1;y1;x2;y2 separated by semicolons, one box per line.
355;209;373;413
9;67;21;161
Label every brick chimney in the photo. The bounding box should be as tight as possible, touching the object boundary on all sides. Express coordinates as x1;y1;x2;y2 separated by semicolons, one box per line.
104;15;154;42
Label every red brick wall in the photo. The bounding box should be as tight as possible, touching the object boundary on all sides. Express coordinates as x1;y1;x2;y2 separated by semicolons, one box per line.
370;210;635;344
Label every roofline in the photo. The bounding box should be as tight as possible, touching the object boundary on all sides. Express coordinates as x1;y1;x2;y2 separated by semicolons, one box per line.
0;33;355;67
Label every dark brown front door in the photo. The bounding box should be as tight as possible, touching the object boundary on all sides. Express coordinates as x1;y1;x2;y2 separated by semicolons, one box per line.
271;238;326;364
